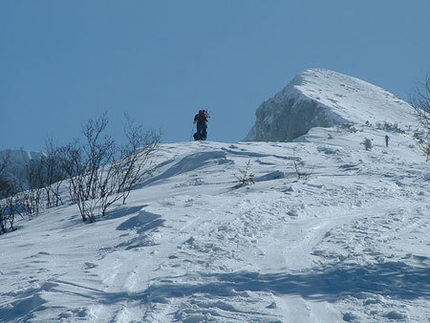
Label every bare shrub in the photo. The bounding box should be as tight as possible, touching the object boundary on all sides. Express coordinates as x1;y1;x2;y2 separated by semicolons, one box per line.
293;149;312;180
362;138;373;151
411;73;430;161
234;159;255;188
58;113;160;222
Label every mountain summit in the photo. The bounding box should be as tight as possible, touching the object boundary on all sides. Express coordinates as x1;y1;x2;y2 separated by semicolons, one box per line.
244;68;415;142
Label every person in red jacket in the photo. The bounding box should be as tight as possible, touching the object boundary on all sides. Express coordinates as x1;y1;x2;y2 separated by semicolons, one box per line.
193;109;211;140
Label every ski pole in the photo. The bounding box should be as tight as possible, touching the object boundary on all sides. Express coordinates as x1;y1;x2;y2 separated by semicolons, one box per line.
191;123;195;140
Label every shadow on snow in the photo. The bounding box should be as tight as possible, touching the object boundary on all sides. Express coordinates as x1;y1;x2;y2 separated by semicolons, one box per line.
141;151;232;186
143;261;430;302
2;261;428;322
114;210;165;250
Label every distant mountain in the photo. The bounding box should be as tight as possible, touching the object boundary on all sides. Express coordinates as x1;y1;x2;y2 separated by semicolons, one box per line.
244;68;415;142
0;149;45;189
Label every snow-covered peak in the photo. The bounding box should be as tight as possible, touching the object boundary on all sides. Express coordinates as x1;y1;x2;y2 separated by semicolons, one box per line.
244;68;415;142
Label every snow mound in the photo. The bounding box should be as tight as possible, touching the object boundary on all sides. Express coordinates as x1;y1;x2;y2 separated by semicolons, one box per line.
244;68;415;142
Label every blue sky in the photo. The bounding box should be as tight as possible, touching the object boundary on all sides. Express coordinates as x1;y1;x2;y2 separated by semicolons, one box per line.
1;1;429;151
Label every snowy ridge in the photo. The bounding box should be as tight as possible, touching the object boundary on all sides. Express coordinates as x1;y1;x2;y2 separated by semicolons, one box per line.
1;124;430;322
244;68;415;142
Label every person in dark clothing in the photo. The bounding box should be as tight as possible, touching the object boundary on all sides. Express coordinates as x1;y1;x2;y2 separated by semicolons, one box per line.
385;135;389;147
193;109;211;140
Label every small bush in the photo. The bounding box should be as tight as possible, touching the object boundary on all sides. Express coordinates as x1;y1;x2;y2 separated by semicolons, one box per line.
336;123;358;133
293;150;312;180
362;138;373;150
375;121;405;134
234;160;255;188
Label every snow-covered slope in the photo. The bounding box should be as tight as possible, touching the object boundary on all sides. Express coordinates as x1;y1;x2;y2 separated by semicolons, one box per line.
1;126;430;322
244;68;415;142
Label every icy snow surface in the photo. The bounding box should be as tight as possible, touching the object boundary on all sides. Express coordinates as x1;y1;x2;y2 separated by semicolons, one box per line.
1;69;429;322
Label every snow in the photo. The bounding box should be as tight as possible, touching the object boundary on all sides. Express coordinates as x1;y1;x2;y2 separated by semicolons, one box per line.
244;68;415;142
1;69;430;322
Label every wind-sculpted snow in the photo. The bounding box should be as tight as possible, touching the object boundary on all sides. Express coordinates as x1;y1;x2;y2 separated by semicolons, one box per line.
141;150;232;186
245;68;416;142
144;261;430;302
1;127;430;322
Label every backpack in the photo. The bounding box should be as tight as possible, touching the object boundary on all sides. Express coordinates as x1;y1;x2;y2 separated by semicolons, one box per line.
197;111;206;122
